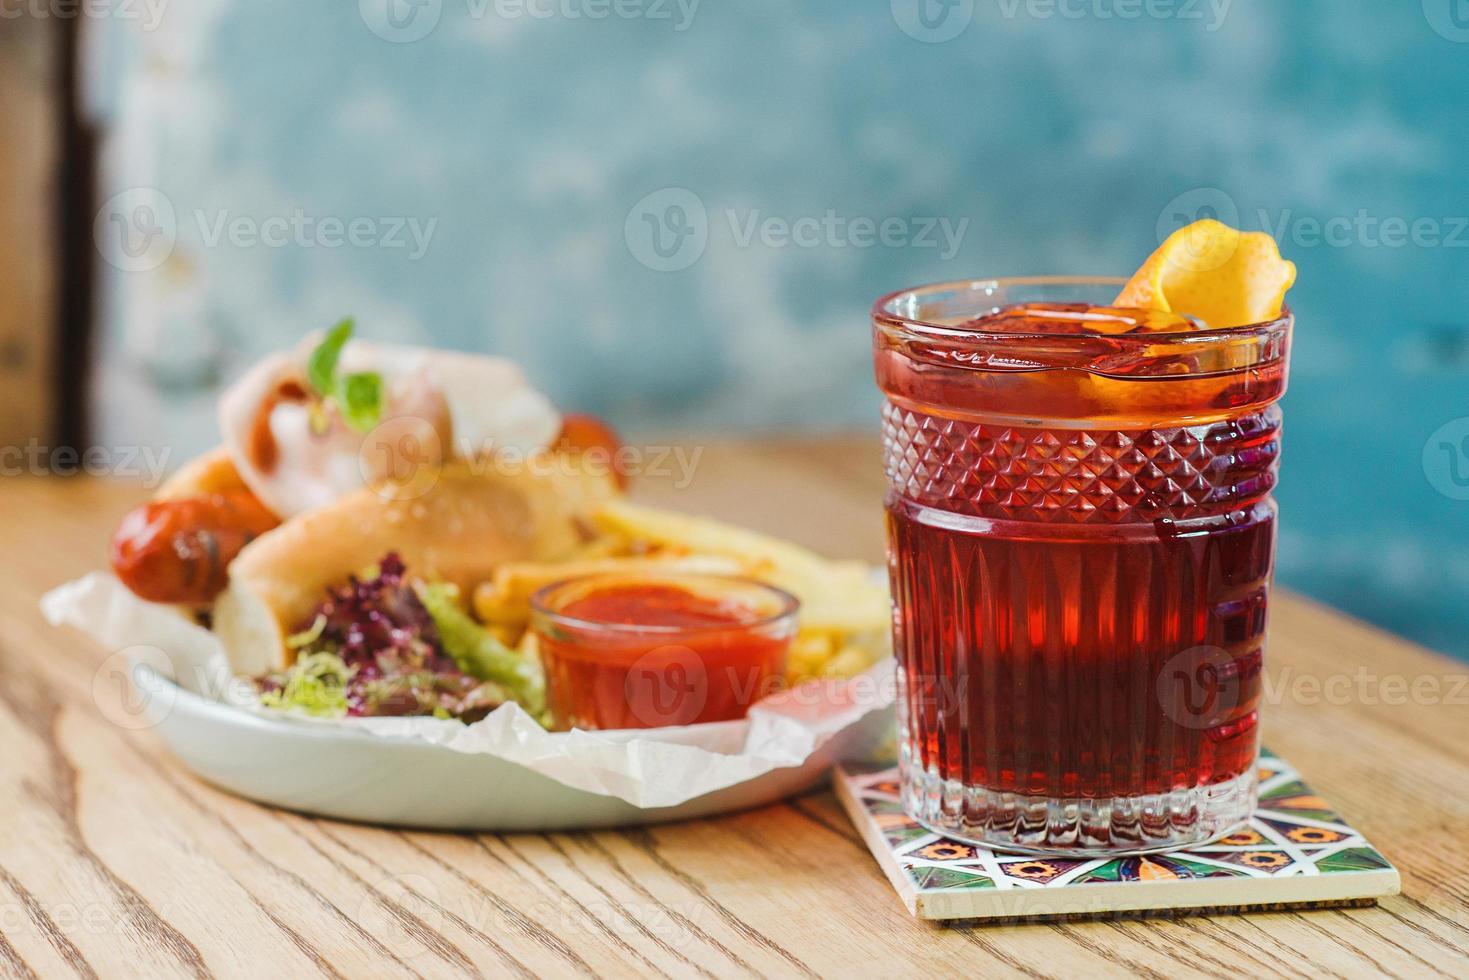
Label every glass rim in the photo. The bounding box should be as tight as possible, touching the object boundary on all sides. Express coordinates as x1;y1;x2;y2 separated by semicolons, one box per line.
872;275;1293;347
530;572;801;637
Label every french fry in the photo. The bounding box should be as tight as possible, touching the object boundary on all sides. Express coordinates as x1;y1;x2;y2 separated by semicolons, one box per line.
786;631;835;681
471;499;894;687
487;623;525;648
797;569;890;636
567;534;636;561
473;593;529;626
589;500;890;635
591;500;829;577
472;554;745;626
821;644;879;679
492;554;743;605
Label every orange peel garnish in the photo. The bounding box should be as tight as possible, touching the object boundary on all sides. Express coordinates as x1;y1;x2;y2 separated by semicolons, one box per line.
1114;219;1296;329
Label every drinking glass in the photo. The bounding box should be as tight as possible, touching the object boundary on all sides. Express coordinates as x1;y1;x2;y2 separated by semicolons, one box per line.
872;277;1291;854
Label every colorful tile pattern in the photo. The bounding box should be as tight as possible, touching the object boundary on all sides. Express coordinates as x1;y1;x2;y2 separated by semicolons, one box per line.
835;749;1399;921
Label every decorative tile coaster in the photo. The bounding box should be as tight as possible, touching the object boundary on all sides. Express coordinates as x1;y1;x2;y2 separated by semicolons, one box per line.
834;750;1399;922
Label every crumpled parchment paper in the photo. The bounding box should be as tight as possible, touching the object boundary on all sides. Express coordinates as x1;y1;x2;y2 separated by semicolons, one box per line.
42;573;895;808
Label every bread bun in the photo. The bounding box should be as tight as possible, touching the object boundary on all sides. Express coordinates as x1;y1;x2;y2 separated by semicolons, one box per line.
213;460;616;675
154;446;250;501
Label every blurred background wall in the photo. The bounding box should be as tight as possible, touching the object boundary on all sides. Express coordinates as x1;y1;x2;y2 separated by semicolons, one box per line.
13;0;1469;658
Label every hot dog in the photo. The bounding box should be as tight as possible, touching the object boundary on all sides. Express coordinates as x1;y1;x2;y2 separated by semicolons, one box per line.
107;411;620;608
110;491;281;605
552;413;629;489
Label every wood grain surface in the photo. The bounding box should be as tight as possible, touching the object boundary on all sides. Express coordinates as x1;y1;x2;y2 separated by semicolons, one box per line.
2;437;1467;979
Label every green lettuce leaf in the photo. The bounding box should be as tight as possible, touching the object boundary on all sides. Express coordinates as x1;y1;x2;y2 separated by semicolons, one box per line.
415;582;546;716
258;652;355;718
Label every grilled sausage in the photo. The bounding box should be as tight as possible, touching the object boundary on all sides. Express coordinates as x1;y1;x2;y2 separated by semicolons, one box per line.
110;491;280;605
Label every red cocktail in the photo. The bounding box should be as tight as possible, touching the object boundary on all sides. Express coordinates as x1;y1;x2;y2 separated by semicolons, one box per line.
873;278;1291;854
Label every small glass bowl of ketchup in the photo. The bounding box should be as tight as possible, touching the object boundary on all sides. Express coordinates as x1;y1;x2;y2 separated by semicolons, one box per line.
530;573;800;731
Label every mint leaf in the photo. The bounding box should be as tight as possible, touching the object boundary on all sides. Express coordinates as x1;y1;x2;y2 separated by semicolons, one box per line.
307;317;354;396
337;371;383;432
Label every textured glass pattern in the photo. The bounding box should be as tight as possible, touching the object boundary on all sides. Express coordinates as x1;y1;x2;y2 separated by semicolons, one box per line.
881;402;1281;523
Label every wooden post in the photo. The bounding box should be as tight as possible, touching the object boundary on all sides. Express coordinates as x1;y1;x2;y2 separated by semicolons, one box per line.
0;17;60;449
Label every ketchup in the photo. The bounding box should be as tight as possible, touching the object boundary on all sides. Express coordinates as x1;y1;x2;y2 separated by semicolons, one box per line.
247;378;309;474
535;580;797;731
559;585;751;630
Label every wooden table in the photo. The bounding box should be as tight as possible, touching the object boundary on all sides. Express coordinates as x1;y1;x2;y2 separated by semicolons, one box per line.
3;438;1467;978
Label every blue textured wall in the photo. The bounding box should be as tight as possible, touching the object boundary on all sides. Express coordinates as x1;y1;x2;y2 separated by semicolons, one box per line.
88;1;1469;658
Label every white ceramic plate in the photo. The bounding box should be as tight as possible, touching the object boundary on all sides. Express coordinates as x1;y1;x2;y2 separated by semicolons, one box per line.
146;667;894;830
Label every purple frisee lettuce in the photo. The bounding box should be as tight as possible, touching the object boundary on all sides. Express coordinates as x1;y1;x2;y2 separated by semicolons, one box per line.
255;553;542;722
